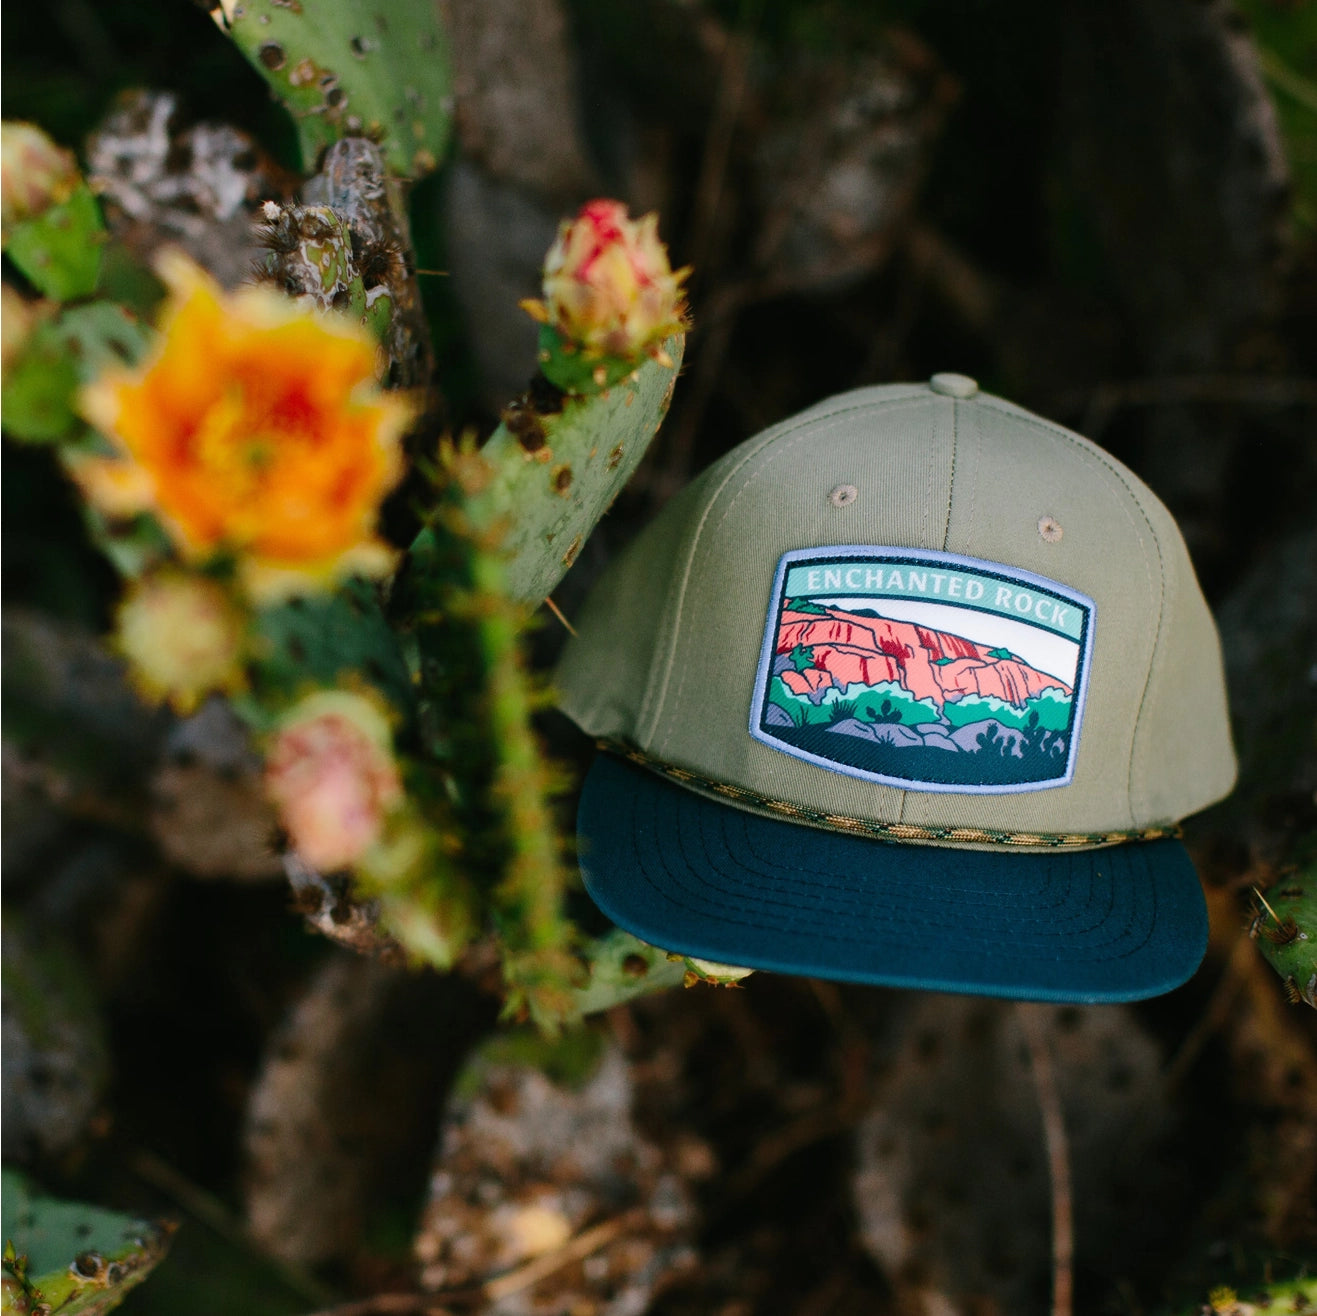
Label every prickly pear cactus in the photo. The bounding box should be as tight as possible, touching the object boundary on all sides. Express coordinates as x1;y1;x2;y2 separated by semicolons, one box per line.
677;955;755;988
1;122;105;302
2;919;111;1162
1;299;79;441
256;139;431;388
1252;862;1317;1008
256;203;356;308
4;185;103;301
466;336;683;604
213;0;453;179
1;1170;173;1315
241;579;414;729
1180;1276;1317;1315
567;929;689;1017
406;487;581;1027
454;198;688;604
414;1034;698;1310
2;300;149;443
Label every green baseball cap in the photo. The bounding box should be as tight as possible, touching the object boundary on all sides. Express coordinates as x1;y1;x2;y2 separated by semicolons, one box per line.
555;376;1236;1001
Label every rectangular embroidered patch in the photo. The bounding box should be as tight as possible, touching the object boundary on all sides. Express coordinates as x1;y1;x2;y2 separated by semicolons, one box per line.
749;547;1096;793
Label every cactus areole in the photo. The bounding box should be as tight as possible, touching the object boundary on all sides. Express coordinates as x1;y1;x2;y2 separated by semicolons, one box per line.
555;377;1237;1003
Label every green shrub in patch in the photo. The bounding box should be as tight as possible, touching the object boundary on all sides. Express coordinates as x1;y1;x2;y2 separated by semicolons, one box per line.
943;687;1072;732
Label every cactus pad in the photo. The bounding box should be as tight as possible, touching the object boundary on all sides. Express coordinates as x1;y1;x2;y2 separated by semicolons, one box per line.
467;334;684;604
242;579;414;728
1;1170;173;1314
257;140;431;388
4;183;104;302
678;956;755;988
567;929;688;1017
214;0;453;179
1253;863;1317;1008
2;301;149;443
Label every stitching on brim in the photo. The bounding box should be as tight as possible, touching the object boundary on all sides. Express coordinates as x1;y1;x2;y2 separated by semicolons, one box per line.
598;740;1181;850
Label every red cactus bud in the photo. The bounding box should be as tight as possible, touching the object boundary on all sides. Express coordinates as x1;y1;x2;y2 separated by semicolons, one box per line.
1;122;81;238
524;199;687;360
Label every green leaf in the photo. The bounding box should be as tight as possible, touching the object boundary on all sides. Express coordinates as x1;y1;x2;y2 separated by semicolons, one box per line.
4;184;104;301
216;0;453;179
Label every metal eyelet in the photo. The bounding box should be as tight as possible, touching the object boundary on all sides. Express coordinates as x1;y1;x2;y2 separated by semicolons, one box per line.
1038;515;1063;543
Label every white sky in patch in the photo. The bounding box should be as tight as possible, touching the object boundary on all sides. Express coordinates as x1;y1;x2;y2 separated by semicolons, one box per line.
825;597;1081;686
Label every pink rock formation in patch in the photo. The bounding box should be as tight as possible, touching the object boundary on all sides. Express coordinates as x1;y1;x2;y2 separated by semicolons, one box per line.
776;607;1070;710
781;666;835;697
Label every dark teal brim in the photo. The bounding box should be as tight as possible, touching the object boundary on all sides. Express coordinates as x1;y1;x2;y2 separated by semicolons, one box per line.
578;753;1209;1003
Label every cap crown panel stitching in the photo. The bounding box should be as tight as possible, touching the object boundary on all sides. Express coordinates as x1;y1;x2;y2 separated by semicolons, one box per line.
640;395;934;744
973;397;1167;826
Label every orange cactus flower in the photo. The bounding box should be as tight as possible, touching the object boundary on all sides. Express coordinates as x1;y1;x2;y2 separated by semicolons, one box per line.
522;199;688;362
74;251;413;599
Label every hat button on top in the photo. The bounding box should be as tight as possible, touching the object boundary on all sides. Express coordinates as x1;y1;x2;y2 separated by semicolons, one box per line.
929;372;979;398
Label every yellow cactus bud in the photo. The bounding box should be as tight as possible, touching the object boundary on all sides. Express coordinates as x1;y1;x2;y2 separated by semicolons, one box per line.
115;570;247;714
0;122;80;239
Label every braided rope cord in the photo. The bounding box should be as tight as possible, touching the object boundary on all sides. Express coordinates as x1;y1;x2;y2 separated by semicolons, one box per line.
598;741;1181;850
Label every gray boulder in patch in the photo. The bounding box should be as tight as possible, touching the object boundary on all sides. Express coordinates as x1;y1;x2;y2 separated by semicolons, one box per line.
917;727;960;752
948;719;1025;757
828;718;925;747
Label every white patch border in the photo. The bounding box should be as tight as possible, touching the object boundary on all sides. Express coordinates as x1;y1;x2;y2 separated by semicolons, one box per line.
749;546;1097;794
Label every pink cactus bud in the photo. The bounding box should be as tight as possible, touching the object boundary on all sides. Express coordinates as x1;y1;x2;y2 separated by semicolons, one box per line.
264;692;403;872
525;199;687;360
1;284;38;380
1;122;80;238
115;571;247;713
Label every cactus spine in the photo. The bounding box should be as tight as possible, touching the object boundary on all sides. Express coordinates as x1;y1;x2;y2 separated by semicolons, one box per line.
1252;863;1317;1008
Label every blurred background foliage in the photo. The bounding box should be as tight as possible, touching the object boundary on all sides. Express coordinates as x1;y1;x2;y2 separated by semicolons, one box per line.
3;0;1316;1313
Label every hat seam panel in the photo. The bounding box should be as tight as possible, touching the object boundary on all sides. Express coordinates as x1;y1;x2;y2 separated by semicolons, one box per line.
644;396;936;749
974;397;1167;828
